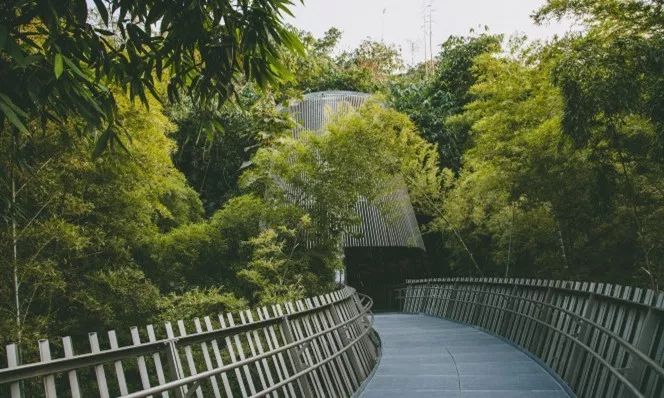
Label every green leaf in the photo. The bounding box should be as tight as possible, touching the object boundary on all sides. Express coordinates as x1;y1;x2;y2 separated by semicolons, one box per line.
93;0;109;25
93;129;112;157
62;56;88;80
0;100;29;135
54;53;64;79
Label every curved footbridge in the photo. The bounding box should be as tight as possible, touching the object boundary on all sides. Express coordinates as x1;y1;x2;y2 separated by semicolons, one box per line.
2;278;662;397
361;314;569;398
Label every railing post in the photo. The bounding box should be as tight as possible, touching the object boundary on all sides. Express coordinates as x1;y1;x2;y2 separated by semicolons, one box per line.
471;285;486;326
6;344;22;398
445;282;458;319
329;303;367;380
396;287;406;311
281;316;314;397
164;340;187;398
423;282;432;314
351;294;378;360
626;302;659;394
500;283;518;338
432;283;444;317
38;340;57;398
163;324;187;398
566;292;598;387
533;286;555;358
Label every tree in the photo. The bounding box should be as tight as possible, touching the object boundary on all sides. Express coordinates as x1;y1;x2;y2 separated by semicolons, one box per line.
0;88;203;347
0;0;302;152
0;0;303;347
168;84;292;214
535;0;664;288
389;32;502;171
239;99;440;293
279;28;404;96
432;34;663;287
438;43;575;277
238;218;313;305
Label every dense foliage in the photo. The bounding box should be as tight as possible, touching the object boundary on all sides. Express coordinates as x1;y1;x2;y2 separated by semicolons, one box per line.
1;0;663;359
0;0;302;152
389;0;664;289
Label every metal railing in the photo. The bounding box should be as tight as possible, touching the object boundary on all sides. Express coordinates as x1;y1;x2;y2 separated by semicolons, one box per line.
1;286;379;397
400;278;664;398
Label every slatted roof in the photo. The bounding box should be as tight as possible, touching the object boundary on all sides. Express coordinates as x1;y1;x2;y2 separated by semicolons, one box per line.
288;91;425;250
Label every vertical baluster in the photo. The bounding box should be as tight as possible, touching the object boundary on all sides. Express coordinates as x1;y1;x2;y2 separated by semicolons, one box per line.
225;313;257;395
336;296;371;375
243;310;276;394
218;313;250;397
202;316;233;397
130;326;152;395
313;296;350;395
108;330;129;395
261;306;297;397
279;305;314;397
257;306;292;398
286;303;325;398
238;311;269;393
6;343;22;398
581;285;609;397
164;322;187;398
192;318;221;398
176;320;203;398
62;337;81;398
603;287;636;397
38;339;57;398
628;292;659;396
309;297;350;397
321;295;361;392
146;324;169;398
88;332;110;398
296;300;337;398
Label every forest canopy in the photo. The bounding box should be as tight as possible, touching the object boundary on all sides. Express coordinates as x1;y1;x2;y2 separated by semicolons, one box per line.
1;0;663;355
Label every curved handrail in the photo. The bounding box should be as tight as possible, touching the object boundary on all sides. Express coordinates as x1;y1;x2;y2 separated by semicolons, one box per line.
408;286;664;380
1;286;380;398
0;287;354;384
402;278;664;398
121;293;375;398
418;291;643;397
406;277;664;311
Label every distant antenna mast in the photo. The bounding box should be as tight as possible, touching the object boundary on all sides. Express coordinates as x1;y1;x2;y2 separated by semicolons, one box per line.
422;0;434;76
406;39;419;66
381;8;387;42
428;2;433;65
422;2;428;75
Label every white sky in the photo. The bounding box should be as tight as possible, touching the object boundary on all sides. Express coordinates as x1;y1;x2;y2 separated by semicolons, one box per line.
286;0;578;65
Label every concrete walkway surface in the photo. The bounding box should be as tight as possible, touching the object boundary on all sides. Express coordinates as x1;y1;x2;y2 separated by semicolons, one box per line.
360;314;570;398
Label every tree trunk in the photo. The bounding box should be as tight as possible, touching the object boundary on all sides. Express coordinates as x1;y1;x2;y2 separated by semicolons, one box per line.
505;204;514;277
556;219;569;271
11;133;21;345
439;214;483;276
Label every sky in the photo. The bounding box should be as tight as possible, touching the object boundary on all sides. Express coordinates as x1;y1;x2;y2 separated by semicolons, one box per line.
286;0;578;65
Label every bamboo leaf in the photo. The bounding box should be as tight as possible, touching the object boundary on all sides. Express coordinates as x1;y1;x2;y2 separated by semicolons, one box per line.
54;53;64;79
93;128;112;157
93;0;109;26
0;100;29;135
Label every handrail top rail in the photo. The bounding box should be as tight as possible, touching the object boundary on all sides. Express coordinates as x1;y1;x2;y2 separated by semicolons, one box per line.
405;277;664;310
402;278;664;398
0;286;357;384
406;286;664;379
120;293;375;398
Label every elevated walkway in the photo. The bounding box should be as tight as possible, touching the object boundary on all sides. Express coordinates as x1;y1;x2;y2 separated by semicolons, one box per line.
361;314;569;398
